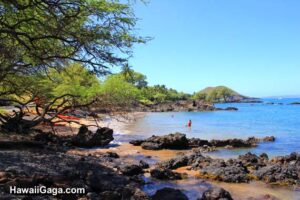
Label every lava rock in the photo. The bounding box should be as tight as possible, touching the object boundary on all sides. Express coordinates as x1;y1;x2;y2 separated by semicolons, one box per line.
238;152;267;170
138;133;189;150
120;164;143;176
262;136;275;142
253;164;299;185
210;138;254;148
289;102;300;105
150;168;182;180
158;155;189;169
103;152;119;159
139;160;150;169
224;107;238;111
129;140;145;146
72;125;114;147
199;159;250;183
151;188;188;200
199;186;233;200
188;138;210;147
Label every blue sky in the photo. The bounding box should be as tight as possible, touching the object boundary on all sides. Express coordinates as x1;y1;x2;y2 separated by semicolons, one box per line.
128;0;300;97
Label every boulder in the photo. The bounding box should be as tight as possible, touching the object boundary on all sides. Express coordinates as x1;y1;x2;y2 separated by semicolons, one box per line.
151;188;188;200
253;164;299;185
192;145;217;153
158;155;189;169
262;136;275;142
150;168;182;180
103;152;119;159
138;133;189;150
210;138;254;148
289;102;300;105
141;142;163;150
129;140;145;146
199;159;250;183
224;107;238;111
139;160;150;169
188;138;210;147
130;134;275;150
72;125;114;147
120;164;144;176
199;186;233;200
238;152;267;170
131;189;151;200
266;102;275;105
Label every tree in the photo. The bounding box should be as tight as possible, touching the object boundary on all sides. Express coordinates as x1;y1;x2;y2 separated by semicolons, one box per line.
99;74;140;112
217;87;234;102
0;0;146;132
194;86;237;103
0;0;145;79
206;90;218;102
44;63;102;103
121;63;134;82
194;92;207;101
128;72;148;88
120;64;148;88
0;63;101;133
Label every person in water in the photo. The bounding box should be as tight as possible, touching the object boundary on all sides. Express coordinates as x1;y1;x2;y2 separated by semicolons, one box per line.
187;119;192;127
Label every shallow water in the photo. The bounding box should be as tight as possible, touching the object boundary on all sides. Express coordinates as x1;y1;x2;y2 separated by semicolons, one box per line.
116;98;300;158
142;176;300;200
72;140;300;199
106;98;300;199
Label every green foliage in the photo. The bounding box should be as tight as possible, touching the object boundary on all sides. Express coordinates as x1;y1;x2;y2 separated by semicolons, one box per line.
119;66;148;89
99;74;140;109
0;0;145;77
194;86;237;102
0;63;101;106
0;108;7;115
0;0;146;105
138;84;190;104
101;70;190;106
43;64;102;102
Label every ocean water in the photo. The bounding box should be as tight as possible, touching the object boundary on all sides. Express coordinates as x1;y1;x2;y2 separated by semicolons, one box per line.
119;98;300;158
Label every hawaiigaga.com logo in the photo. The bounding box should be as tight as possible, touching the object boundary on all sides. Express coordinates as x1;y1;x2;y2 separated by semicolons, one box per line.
10;186;85;196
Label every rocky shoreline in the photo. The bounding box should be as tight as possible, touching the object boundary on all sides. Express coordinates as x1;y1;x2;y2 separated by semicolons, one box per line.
135;100;238;112
130;133;275;151
129;134;300;188
0;127;299;200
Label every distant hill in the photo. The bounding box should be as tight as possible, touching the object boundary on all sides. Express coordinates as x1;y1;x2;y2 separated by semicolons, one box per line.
196;86;259;103
199;86;240;96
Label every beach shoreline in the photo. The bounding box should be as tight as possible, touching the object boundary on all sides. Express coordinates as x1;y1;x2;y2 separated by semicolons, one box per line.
1;111;300;199
63;112;299;200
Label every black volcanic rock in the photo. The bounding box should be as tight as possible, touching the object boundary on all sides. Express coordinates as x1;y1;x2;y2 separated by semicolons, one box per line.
152;188;188;200
150;168;182;180
120;164;144;176
289;102;300;105
136;133;189;150
199;186;233;200
130;133;275;150
224;107;238;111
72;125;114;147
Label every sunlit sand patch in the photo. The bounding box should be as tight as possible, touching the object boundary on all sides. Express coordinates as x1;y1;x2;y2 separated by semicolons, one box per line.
172;167;299;200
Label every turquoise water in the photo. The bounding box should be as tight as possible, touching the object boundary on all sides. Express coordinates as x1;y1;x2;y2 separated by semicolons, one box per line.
119;98;300;157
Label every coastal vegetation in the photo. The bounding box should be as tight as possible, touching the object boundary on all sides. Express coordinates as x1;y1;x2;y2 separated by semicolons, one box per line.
193;86;245;103
0;0;146;132
0;0;246;131
1;1;297;200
